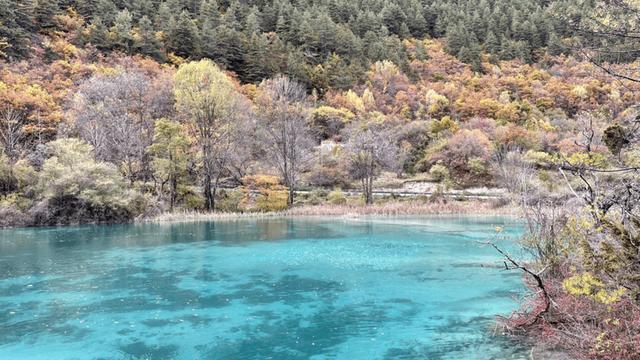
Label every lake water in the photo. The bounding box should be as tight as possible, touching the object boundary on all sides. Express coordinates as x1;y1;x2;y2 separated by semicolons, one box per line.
0;216;528;359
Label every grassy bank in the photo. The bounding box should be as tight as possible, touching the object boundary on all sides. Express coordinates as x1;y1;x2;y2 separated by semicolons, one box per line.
139;199;519;224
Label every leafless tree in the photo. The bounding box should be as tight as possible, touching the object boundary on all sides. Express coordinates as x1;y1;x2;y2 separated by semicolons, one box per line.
69;69;174;184
0;108;26;162
344;123;399;205
256;75;314;206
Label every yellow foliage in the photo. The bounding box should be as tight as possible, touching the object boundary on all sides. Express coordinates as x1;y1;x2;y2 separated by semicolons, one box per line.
240;175;289;212
524;150;554;166
362;88;376;110
563;272;626;305
344;90;365;112
566;152;607;168
571;85;588;99
425;89;449;116
430;116;459;135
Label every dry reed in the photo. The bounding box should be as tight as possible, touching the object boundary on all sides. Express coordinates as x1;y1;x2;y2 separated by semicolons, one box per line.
140;199;519;223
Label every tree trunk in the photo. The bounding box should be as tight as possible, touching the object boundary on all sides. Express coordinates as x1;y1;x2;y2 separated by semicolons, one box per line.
204;172;213;211
169;175;177;211
288;186;294;206
362;178;373;205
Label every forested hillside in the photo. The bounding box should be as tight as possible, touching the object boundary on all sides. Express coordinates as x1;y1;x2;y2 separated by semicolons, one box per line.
2;0;569;87
1;0;638;220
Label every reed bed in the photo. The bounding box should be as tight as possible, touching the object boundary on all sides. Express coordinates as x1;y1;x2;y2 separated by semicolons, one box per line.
140;200;519;224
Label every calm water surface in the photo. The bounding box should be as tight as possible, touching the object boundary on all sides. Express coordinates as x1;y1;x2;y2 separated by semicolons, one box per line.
0;216;528;359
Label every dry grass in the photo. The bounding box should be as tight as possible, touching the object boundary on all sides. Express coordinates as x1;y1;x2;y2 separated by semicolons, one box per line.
140;199;519;223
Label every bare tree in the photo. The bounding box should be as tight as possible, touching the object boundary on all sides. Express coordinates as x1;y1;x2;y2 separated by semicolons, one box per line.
344;123;399;205
256;75;313;206
0;108;26;161
70;69;173;184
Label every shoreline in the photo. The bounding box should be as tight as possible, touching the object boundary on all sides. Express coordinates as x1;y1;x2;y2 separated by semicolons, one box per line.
138;200;521;224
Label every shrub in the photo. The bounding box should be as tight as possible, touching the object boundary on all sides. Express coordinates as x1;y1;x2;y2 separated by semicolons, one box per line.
307;163;350;188
310;106;355;140
37;139;132;208
29;196;132;226
0;151;16;194
424;129;494;186
0;203;30;228
429;163;450;182
297;188;328;206
29;139;136;224
327;188;347;205
215;189;244;212
240;175;289;212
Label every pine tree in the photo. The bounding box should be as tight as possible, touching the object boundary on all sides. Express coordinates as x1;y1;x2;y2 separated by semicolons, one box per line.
242;32;269;83
110;9;134;53
134;15;163;60
445;24;466;56
88;16;110;50
244;7;261;35
155;3;173;34
199;0;220;28
200;18;217;59
0;0;31;58
381;2;407;35
168;10;198;58
210;25;243;70
34;0;60;30
485;31;501;54
547;32;563;56
96;0;118;25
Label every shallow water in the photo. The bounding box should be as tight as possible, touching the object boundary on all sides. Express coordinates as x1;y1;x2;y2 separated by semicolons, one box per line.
0;216;528;359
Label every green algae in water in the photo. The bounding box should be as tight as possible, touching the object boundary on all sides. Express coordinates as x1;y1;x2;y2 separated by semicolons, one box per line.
0;216;529;359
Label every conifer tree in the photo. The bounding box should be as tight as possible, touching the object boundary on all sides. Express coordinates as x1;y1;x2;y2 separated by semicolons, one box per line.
134;15;163;60
34;0;60;30
88;16;110;50
168;10;199;58
111;9;134;53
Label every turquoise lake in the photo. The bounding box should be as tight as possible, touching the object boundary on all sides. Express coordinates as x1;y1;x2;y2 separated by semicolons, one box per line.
0;216;528;359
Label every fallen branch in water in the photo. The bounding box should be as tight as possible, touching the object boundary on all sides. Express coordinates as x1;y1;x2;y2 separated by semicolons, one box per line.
478;239;551;327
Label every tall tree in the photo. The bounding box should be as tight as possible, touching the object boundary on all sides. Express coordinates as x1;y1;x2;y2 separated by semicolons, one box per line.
173;59;245;210
345;123;398;205
148;119;191;210
168;10;198;57
34;0;60;30
256;75;313;206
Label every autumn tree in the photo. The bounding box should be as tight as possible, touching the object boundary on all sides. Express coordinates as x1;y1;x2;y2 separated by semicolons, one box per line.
256;75;313;206
70;69;172;183
174;59;245;210
148;119;191;211
344;122;399;205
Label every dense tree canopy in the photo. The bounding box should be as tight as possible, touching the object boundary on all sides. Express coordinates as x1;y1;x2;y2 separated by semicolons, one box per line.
0;0;593;91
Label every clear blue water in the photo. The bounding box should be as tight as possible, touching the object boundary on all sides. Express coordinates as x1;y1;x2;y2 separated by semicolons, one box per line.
0;216;528;359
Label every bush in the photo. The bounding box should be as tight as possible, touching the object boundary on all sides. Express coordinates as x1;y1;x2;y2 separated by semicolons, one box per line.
310;106;355;140
0;151;17;194
296;188;328;206
239;175;289;212
307;163;350;188
327;188;347;205
37;139;132;208
216;189;244;212
429;163;450;182
0;203;30;228
29;196;132;226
